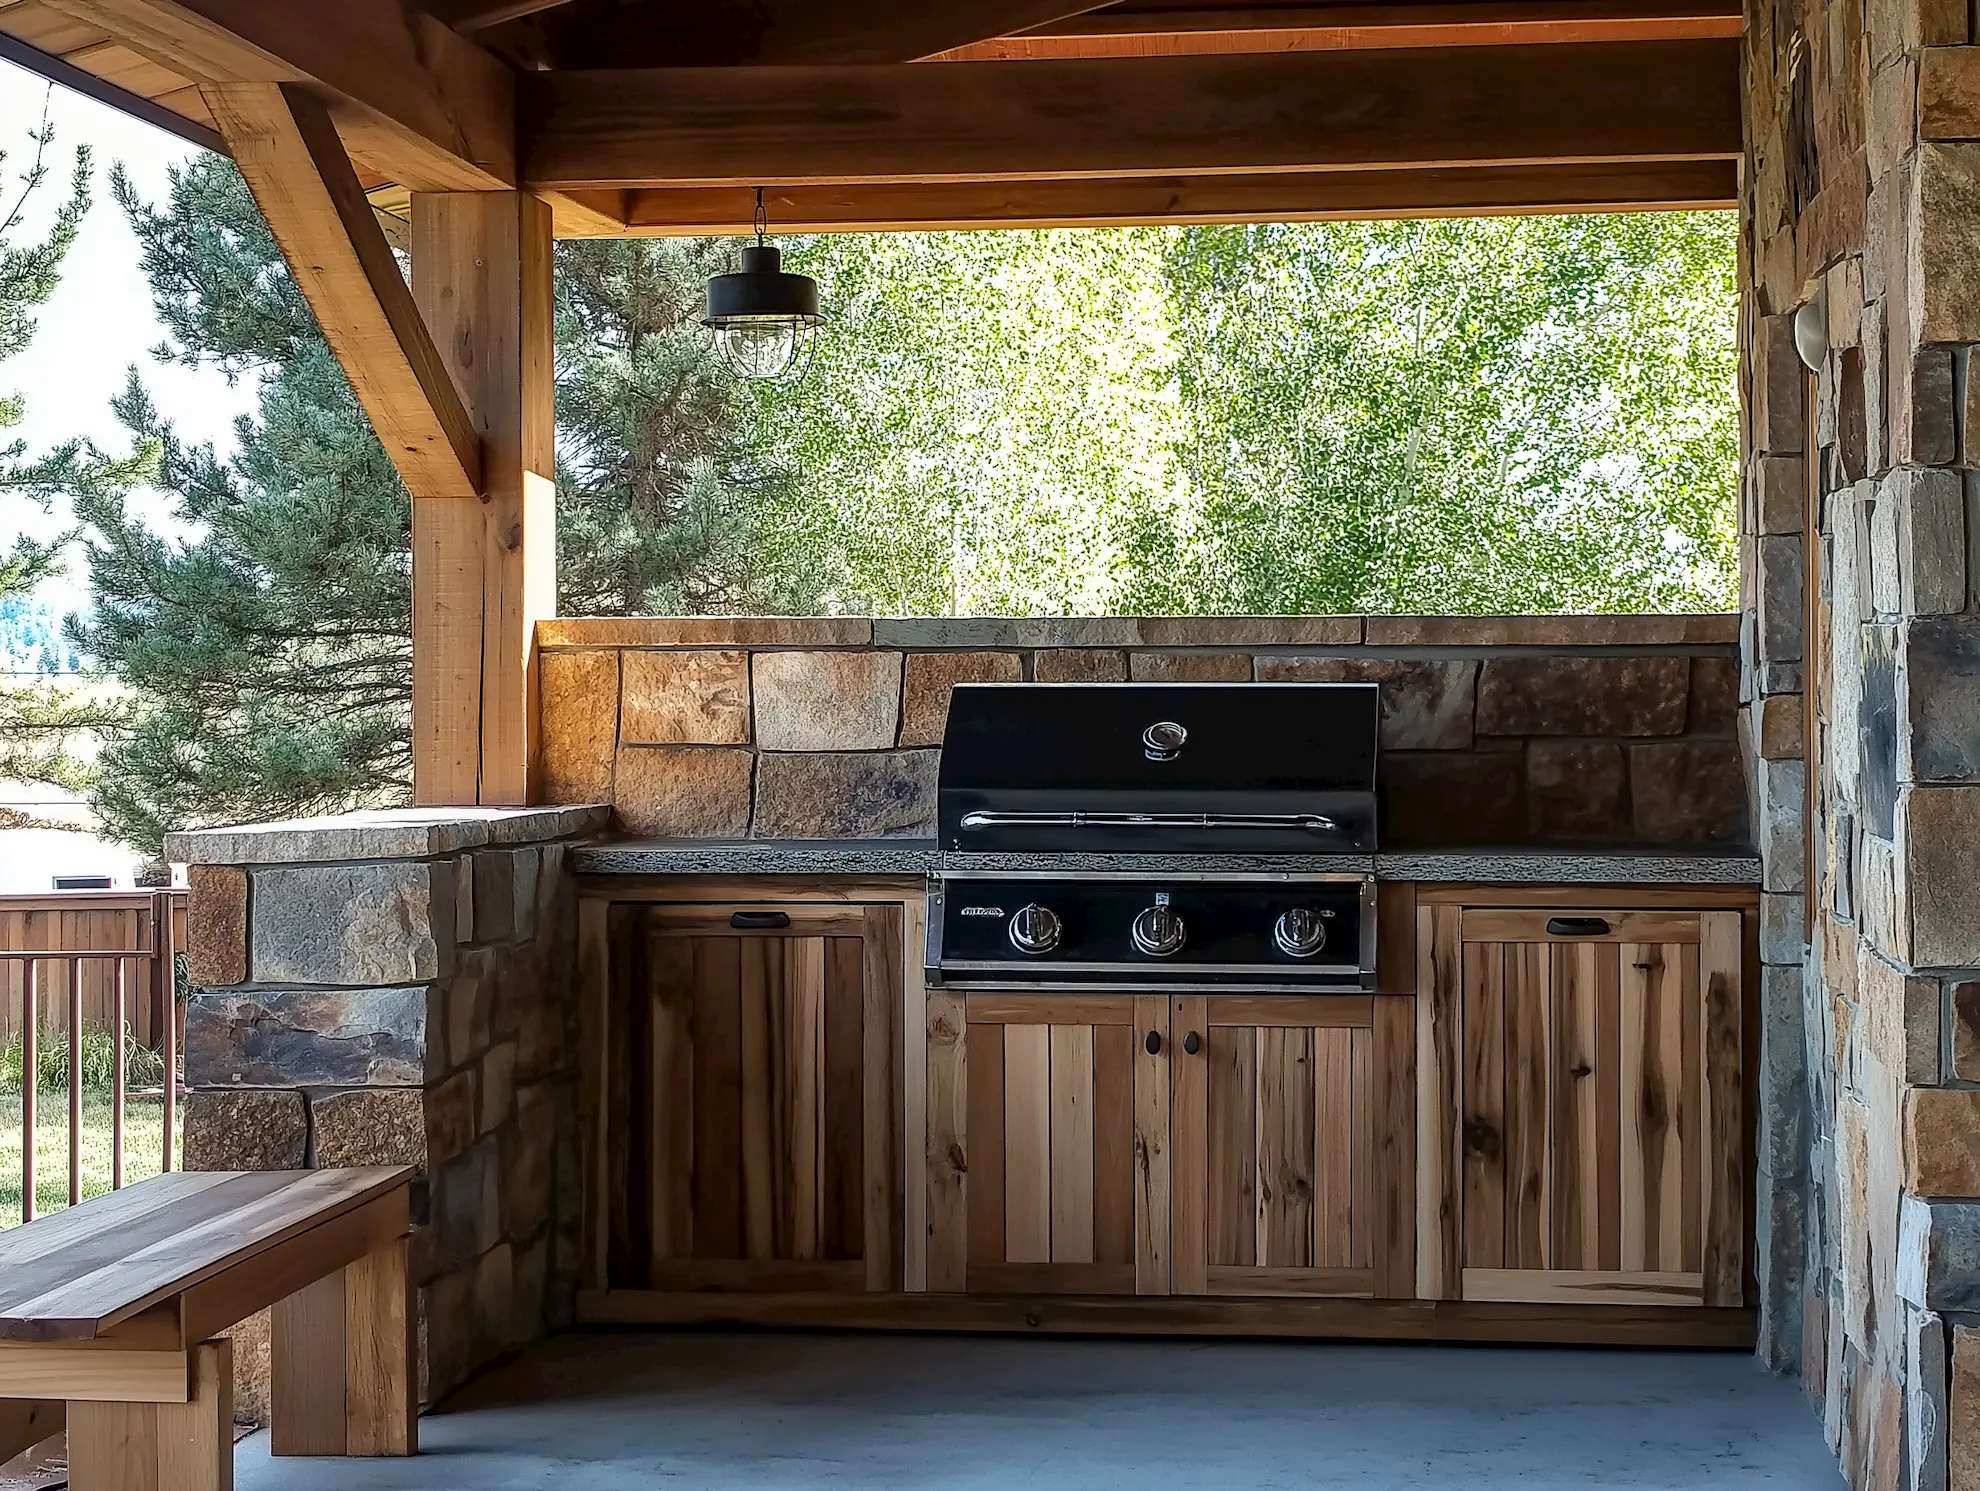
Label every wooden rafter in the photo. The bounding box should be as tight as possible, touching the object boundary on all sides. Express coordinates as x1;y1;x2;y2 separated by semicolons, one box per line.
520;39;1741;191
585;161;1738;235
502;0;1115;67
926;0;1743;58
423;0;577;31
39;0;514;190
205;82;483;500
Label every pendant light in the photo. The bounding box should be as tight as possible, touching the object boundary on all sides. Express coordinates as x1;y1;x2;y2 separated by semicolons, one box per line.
702;188;825;381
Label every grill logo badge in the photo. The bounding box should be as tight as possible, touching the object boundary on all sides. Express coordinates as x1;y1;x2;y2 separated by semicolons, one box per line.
960;905;1007;918
1142;720;1187;761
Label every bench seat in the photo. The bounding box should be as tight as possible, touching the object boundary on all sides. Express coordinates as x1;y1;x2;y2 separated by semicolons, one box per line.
0;1167;416;1489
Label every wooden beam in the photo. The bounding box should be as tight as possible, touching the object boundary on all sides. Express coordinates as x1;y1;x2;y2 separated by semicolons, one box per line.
410;190;556;806
600;161;1738;235
427;0;578;30
522;0;1114;67
40;0;514;190
520;39;1742;191
206;82;482;501
929;0;1743;58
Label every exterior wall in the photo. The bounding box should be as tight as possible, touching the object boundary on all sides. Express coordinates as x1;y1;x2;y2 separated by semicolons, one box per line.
537;614;1747;850
1744;0;1980;1482
164;806;606;1415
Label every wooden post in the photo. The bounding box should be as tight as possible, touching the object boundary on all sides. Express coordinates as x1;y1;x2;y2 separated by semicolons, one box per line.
410;191;557;807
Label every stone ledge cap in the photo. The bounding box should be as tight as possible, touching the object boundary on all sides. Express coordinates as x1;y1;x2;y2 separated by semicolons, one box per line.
167;804;610;865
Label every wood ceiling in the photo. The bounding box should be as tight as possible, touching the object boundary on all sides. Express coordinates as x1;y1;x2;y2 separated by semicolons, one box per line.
0;0;1743;233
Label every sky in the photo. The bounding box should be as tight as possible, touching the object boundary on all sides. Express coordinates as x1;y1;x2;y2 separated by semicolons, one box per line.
2;56;259;618
2;58;258;887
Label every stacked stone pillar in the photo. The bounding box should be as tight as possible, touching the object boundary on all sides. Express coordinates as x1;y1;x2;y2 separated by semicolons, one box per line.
1745;0;1980;1481
166;806;604;1413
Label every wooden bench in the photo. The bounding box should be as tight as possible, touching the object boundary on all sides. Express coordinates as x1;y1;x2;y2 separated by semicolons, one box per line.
0;1167;416;1489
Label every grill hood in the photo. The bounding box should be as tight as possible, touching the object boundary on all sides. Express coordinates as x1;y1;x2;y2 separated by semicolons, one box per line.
936;682;1379;854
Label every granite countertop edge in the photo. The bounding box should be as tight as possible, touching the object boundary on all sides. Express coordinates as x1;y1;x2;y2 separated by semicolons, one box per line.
574;839;1762;885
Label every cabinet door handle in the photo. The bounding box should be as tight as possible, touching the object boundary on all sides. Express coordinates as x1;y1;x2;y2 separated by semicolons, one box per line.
1545;916;1611;937
1144;1030;1163;1056
1182;1031;1202;1056
730;910;791;930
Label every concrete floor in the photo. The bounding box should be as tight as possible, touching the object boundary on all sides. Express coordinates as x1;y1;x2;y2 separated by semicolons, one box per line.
236;1329;1845;1490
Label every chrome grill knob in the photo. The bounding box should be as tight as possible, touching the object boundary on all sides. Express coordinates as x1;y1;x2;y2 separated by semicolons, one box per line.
1273;907;1328;959
1008;904;1062;955
1132;904;1187;958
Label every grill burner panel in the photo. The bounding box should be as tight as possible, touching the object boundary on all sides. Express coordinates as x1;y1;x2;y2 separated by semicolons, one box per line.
931;874;1374;990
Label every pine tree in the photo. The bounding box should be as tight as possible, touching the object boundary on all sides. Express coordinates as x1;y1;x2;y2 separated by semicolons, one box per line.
0;101;156;828
73;157;797;850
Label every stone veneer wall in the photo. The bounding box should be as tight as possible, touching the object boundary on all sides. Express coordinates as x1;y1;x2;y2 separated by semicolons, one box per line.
164;805;605;1416
536;614;1747;849
1744;0;1980;1482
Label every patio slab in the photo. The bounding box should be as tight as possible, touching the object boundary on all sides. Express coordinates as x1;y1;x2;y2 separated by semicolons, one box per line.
234;1328;1843;1490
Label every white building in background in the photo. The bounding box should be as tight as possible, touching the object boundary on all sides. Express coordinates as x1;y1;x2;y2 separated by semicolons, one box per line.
0;782;151;892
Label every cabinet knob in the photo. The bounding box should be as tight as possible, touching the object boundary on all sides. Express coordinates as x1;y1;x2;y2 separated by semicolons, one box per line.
1182;1031;1202;1056
1144;1030;1163;1056
730;910;791;930
1545;916;1610;937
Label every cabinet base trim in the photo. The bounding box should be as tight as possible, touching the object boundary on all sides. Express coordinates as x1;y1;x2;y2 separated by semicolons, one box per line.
577;1290;1755;1348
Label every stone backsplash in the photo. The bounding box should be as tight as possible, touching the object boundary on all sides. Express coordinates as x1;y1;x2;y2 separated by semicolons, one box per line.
537;614;1749;850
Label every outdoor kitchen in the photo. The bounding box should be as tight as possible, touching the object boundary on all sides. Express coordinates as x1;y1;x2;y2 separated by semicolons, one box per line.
153;607;1766;1415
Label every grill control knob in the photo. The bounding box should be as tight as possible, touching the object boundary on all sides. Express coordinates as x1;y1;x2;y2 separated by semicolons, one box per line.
1008;904;1063;955
1273;907;1328;959
1132;904;1187;958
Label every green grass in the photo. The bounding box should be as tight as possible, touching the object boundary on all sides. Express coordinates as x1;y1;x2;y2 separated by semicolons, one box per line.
0;1091;182;1230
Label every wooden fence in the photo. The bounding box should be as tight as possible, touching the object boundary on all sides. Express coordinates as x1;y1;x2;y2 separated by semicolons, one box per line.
0;890;187;1048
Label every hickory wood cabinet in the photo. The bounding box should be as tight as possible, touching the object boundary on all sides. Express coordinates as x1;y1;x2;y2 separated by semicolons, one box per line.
1414;894;1747;1309
579;877;1752;1344
924;989;1415;1298
594;898;905;1294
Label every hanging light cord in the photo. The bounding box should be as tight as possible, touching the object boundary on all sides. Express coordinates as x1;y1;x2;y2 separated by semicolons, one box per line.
754;187;768;248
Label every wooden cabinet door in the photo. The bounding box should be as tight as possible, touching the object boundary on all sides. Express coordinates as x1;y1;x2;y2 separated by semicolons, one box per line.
641;904;899;1293
1417;905;1743;1308
1169;995;1414;1298
958;993;1169;1296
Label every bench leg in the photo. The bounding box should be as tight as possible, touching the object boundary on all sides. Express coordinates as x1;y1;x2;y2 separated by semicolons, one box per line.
0;1397;62;1464
271;1234;416;1457
68;1339;232;1491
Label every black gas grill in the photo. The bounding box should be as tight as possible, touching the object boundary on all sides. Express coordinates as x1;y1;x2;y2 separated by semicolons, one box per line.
927;682;1382;992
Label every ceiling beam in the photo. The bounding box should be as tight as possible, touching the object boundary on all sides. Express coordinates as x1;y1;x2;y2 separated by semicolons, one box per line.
39;0;514;190
927;0;1743;58
519;39;1742;191
205;82;483;499
423;0;575;31
515;0;1114;67
590;161;1738;235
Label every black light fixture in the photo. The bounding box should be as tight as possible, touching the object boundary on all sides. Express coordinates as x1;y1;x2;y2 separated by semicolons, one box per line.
701;188;825;381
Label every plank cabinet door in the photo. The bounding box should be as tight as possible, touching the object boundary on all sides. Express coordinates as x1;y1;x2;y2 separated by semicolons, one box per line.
1416;906;1743;1308
959;993;1170;1296
641;904;899;1293
1169;995;1414;1299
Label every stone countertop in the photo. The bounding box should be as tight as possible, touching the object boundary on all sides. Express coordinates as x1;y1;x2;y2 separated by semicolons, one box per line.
573;839;1761;885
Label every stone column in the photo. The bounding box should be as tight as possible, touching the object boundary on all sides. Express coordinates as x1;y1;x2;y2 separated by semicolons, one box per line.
166;805;606;1411
1745;0;1980;1482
